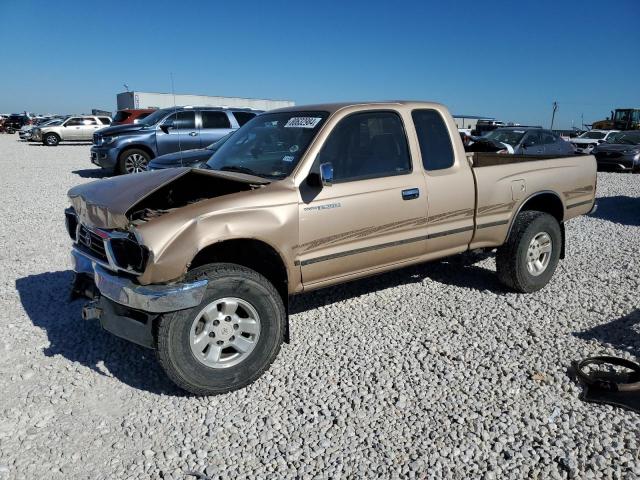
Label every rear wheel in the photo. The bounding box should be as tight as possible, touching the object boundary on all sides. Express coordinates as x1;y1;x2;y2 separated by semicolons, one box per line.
496;211;561;293
43;133;59;146
156;263;286;395
118;148;150;174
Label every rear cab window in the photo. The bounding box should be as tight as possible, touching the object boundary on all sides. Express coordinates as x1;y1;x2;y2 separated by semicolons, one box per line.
412;109;455;171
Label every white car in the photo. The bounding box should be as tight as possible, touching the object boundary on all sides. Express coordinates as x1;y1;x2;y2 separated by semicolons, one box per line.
571;130;619;154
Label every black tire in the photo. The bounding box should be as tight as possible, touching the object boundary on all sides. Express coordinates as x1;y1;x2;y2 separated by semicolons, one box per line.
43;133;59;146
496;211;561;293
156;263;286;395
6;127;15;134
118;148;150;174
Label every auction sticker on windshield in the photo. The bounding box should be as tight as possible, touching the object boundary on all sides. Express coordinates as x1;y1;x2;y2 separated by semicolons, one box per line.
285;117;322;128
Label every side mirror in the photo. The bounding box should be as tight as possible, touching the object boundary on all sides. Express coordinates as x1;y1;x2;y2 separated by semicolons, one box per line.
160;121;174;134
319;162;333;187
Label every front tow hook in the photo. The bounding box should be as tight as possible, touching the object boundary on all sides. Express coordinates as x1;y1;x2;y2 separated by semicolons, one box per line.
82;301;102;321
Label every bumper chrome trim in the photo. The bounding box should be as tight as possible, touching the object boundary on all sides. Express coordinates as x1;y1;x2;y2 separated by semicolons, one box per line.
71;249;208;313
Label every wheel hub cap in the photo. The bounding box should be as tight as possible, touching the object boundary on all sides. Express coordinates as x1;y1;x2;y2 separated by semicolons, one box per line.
526;232;552;276
189;297;261;369
125;153;148;173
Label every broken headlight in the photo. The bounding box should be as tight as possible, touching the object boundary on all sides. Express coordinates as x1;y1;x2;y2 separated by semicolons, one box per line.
64;207;78;240
108;237;150;273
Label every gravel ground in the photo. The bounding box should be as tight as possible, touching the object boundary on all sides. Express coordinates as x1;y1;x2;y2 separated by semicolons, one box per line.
0;134;639;479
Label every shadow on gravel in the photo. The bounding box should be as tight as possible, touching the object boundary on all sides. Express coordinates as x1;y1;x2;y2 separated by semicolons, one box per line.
15;270;184;396
574;309;640;358
290;252;504;314
590;196;640;227
72;168;112;179
28;142;92;147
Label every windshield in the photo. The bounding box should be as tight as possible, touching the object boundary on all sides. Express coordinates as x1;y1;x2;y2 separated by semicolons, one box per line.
579;131;605;140
42;118;63;127
605;131;640;145
205;132;234;151
483;129;526;146
206;111;329;179
137;108;174;127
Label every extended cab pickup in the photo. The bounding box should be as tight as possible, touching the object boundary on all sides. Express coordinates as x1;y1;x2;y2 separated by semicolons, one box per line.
66;101;597;395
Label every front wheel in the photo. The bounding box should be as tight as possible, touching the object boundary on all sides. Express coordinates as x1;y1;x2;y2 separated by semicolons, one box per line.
43;133;59;146
156;263;286;395
118;149;150;174
496;211;561;293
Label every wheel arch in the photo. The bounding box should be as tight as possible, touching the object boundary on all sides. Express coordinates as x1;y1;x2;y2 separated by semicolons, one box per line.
506;190;565;258
118;144;155;161
188;238;291;341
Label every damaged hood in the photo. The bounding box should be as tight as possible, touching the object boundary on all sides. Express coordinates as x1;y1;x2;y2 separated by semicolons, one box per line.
68;167;269;230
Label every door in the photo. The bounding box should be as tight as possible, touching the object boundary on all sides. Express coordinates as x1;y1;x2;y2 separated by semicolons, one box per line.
298;110;428;285
77;117;101;141
199;110;235;147
411;109;475;254
156;111;199;156
62;117;83;140
520;130;544;155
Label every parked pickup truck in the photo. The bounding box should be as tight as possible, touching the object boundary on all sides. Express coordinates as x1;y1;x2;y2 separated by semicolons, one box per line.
66;101;597;395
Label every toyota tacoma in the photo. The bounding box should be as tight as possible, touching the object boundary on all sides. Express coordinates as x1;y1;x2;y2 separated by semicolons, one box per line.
66;101;597;395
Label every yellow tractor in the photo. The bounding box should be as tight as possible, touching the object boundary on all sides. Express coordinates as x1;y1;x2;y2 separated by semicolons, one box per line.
592;108;640;130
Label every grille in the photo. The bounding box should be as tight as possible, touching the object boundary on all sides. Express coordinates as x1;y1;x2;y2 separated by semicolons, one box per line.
77;225;108;263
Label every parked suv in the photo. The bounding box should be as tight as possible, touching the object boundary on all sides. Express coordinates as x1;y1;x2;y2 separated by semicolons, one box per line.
33;116;112;146
90;106;261;174
4;114;32;133
111;109;156;126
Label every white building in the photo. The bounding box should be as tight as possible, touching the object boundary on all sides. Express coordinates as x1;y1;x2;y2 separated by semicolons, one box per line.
116;91;294;111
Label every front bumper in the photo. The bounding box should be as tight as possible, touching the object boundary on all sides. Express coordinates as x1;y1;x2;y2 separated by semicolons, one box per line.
90;145;120;169
595;154;637;171
71;249;208;313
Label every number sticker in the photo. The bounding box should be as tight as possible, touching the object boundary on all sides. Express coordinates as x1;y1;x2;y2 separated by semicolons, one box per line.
285;117;322;128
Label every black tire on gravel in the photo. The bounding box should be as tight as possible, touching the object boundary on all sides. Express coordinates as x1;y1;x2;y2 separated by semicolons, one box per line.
43;133;59;146
118;148;150;175
156;263;286;395
496;211;561;293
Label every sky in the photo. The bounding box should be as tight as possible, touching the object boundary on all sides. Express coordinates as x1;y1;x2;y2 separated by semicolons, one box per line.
0;0;638;129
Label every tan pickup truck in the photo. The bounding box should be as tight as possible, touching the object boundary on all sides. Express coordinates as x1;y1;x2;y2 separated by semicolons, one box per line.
66;101;597;395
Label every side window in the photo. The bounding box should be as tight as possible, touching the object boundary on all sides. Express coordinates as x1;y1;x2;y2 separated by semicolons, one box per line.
524;131;542;146
232;111;256;126
98;117;111;125
82;118;98;126
411;109;454;171
65;118;83;126
201;111;231;129
541;131;556;144
318;111;411;182
164;111;196;129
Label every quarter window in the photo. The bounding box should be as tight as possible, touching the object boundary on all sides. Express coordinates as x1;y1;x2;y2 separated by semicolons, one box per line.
232;111;256;126
98;117;111;125
201;111;231;129
412;109;454;171
317;111;411;182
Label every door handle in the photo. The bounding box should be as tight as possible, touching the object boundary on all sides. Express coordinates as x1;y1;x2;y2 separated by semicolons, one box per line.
188;131;198;136
402;188;420;200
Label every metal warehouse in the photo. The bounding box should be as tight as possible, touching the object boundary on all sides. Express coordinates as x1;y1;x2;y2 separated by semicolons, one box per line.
116;91;295;111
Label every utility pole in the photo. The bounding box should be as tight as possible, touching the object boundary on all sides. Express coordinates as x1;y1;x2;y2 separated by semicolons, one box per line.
550;101;558;130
